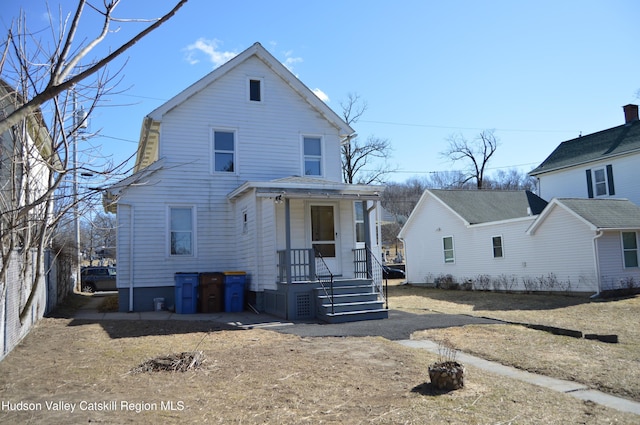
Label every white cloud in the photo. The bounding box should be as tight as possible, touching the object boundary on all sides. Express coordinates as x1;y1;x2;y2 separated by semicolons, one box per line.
183;38;237;68
312;88;330;103
282;50;303;74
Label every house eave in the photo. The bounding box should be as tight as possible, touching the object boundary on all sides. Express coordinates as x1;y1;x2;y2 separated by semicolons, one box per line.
228;179;383;201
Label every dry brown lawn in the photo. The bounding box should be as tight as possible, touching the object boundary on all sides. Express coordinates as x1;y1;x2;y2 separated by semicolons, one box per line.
389;283;640;402
0;288;638;424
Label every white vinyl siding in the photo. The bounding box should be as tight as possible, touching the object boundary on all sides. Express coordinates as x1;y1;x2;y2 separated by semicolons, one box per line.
114;54;348;294
401;192;600;292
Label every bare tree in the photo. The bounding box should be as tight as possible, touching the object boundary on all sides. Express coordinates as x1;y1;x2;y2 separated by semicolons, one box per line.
0;1;187;322
340;93;396;184
441;129;499;189
484;168;537;191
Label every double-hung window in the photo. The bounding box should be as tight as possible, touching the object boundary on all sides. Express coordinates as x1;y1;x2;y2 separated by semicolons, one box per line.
622;232;639;268
492;236;504;258
213;130;235;173
170;207;194;256
586;165;615;198
443;236;455;263
303;136;322;176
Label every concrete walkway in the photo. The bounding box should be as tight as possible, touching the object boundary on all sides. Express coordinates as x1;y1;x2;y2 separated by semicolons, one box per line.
75;295;640;416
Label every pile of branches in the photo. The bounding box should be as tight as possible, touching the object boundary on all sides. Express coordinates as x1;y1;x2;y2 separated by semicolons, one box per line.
130;351;205;373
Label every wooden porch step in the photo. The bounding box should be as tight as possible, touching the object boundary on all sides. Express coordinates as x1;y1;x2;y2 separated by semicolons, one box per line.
319;300;384;314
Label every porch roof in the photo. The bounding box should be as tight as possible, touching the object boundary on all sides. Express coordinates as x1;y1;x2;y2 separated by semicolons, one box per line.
227;176;383;201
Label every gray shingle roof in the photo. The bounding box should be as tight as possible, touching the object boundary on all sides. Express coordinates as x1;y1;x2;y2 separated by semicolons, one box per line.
557;198;640;229
430;190;547;224
529;119;640;175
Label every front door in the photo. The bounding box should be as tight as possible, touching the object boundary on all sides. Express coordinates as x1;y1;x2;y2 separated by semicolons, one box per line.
309;204;341;275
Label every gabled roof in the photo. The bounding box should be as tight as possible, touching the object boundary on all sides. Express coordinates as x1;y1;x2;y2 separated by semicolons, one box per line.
528;198;640;234
427;189;547;225
134;42;353;172
529;119;640;176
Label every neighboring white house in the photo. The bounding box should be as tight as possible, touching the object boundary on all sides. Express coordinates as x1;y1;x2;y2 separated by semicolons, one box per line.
399;189;640;294
0;79;60;360
530;104;640;205
105;43;387;321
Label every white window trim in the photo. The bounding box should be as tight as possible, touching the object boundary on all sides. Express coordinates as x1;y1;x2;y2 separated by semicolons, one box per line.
301;134;324;177
167;205;197;258
354;201;366;247
621;231;639;268
443;235;455;264
592;167;609;197
492;235;504;259
210;127;238;175
247;77;264;103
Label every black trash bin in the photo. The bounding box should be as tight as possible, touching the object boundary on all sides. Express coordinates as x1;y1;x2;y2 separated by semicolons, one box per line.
199;272;224;313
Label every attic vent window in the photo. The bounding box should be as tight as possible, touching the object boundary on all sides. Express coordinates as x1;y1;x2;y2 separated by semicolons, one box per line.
249;79;261;102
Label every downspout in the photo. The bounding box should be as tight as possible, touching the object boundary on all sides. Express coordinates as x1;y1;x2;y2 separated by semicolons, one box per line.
590;230;604;298
126;205;135;312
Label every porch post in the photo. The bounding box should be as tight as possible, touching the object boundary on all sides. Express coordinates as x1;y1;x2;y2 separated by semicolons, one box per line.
285;197;292;284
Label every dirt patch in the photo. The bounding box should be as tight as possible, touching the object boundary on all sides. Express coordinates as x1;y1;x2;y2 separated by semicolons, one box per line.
390;284;640;401
0;315;638;424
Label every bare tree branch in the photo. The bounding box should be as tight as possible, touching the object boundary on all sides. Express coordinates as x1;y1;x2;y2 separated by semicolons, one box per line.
0;0;188;135
441;129;499;189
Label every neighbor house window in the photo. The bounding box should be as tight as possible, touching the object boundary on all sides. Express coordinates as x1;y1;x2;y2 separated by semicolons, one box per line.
213;130;235;172
622;232;639;268
242;209;248;234
355;201;365;243
586;165;615;198
492;236;503;258
443;236;455;263
303;136;322;176
249;79;262;102
170;207;194;256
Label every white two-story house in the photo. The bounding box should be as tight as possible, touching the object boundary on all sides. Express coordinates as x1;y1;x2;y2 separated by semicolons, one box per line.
105;43;387;322
530;104;640;205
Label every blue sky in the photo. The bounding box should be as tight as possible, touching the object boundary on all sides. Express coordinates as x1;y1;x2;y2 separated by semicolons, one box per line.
2;0;640;183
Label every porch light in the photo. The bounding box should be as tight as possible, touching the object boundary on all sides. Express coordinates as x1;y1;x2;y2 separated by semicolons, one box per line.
274;194;283;204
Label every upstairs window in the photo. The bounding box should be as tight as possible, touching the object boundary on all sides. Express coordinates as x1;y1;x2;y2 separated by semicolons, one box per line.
622;232;639;268
249;78;262;102
213;130;235;173
443;236;455;263
303;136;322;176
586;165;615;198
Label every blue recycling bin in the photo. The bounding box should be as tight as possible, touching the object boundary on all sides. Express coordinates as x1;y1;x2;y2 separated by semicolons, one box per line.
224;272;246;312
174;273;199;314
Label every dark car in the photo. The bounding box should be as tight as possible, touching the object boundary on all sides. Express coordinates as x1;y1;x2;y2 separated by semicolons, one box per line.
81;266;117;293
383;265;405;279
